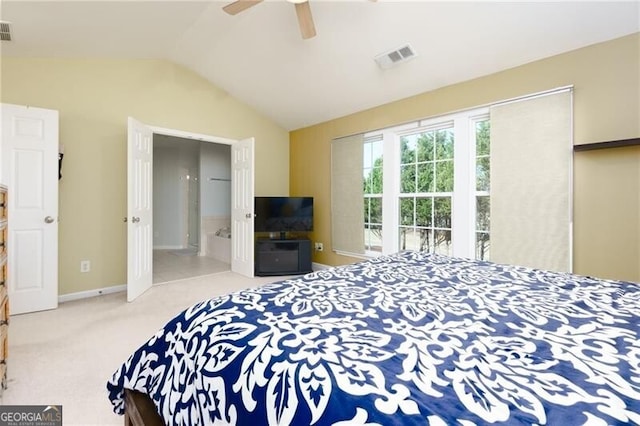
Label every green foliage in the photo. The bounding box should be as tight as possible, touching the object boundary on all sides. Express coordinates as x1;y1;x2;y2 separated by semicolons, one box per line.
436;161;453;192
363;157;383;194
476;120;490;191
476;196;490;260
435;129;454;160
476;121;490;155
416;163;434;192
475;120;491;259
363;123;490;257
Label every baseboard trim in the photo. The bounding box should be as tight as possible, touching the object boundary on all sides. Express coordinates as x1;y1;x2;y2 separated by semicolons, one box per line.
58;284;126;304
59;265;332;303
312;262;332;271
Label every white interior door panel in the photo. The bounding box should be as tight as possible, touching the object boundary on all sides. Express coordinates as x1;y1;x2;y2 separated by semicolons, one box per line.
1;103;59;314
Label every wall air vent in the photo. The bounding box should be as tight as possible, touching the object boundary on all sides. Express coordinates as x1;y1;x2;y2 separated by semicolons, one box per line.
374;44;416;69
0;22;12;41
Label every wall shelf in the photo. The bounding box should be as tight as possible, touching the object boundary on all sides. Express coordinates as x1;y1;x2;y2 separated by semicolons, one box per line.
573;138;640;152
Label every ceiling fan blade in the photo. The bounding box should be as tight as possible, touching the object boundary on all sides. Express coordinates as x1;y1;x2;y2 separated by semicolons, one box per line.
223;0;263;16
294;1;316;40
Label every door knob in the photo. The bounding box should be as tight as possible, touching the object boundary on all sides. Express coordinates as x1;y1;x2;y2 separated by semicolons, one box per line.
44;216;55;224
132;217;141;223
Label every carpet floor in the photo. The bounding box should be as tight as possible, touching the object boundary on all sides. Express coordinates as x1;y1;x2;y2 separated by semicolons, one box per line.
0;271;277;425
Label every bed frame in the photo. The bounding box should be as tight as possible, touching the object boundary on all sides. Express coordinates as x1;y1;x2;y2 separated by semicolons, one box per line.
124;389;164;426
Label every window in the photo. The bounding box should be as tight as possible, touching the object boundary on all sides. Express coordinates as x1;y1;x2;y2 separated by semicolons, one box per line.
363;137;383;253
358;108;489;259
398;126;454;255
332;88;571;271
475;120;490;260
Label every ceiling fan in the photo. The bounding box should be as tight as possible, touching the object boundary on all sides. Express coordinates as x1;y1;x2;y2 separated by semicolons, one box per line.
223;0;317;40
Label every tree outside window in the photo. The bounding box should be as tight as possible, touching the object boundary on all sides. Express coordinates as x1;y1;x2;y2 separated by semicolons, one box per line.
357;109;489;259
363;139;383;252
475;120;490;260
399;128;453;255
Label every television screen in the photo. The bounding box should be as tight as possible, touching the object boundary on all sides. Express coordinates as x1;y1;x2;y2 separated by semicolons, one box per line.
254;197;313;233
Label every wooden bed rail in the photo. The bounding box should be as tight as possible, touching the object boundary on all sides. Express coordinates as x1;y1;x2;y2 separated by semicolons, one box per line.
124;389;164;426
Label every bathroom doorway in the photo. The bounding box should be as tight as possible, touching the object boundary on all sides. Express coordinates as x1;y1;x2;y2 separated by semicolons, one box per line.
152;134;232;283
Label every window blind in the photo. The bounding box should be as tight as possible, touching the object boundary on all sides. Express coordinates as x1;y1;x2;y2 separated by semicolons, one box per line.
331;134;365;255
490;90;572;272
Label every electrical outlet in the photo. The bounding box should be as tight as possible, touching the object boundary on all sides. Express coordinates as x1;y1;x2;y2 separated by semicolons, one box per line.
314;242;324;252
80;260;91;273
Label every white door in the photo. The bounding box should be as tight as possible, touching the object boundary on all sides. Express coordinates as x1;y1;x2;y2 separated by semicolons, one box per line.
0;103;58;314
231;137;254;277
127;117;153;301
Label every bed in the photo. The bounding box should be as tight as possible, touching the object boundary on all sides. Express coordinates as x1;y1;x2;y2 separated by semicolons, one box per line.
107;251;640;425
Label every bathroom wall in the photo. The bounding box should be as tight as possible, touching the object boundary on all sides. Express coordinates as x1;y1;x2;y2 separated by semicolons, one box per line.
153;136;200;249
200;142;232;259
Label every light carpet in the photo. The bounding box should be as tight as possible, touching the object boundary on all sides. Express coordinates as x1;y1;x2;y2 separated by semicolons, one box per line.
0;272;277;425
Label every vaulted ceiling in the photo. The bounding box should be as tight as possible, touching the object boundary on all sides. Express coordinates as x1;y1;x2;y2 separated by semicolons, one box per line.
1;1;638;130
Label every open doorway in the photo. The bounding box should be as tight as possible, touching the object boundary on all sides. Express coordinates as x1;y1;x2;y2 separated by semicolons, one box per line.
152;134;232;283
127;117;254;301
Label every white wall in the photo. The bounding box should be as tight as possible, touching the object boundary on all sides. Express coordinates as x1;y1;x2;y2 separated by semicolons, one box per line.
200;143;231;216
153;136;200;248
199;143;232;258
153;139;231;251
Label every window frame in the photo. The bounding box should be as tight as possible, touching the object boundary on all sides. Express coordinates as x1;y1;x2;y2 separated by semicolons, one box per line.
361;107;489;259
472;115;491;260
362;134;384;253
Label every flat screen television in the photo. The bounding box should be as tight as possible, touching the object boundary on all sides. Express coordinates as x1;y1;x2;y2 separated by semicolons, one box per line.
254;197;313;235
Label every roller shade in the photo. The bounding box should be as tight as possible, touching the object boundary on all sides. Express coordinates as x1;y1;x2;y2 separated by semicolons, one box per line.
331;134;365;255
490;90;572;272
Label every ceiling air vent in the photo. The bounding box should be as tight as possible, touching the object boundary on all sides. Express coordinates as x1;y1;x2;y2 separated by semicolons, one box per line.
0;22;12;41
374;44;416;69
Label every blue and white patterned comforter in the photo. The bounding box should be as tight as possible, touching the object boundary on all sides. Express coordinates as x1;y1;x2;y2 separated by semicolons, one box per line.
107;251;640;425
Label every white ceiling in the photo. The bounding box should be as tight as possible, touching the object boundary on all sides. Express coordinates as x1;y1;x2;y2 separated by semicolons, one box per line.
1;1;639;130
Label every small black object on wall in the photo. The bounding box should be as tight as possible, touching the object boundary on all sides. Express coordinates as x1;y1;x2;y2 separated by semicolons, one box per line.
58;144;64;180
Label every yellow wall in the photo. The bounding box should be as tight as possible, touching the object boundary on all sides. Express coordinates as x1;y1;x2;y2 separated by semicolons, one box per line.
1;58;290;295
291;33;640;283
574;146;640;282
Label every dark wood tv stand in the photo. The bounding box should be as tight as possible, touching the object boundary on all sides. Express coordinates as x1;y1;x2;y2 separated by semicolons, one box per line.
255;238;312;276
